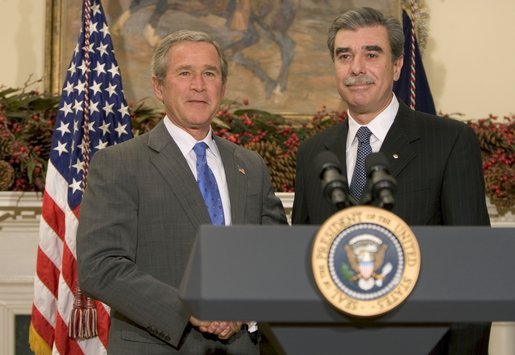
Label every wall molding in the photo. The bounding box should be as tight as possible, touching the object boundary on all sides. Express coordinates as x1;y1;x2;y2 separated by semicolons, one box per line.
0;191;42;231
0;278;34;355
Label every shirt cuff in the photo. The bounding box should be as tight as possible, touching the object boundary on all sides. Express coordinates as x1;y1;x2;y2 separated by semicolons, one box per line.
246;321;258;333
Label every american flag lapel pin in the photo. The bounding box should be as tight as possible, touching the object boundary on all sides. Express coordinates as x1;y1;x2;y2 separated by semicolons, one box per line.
238;167;246;175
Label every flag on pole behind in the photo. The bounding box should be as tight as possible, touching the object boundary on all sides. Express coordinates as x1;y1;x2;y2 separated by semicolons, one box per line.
393;9;436;115
29;0;132;353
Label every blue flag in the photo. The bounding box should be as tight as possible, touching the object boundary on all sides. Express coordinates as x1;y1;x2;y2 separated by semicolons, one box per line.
393;10;436;115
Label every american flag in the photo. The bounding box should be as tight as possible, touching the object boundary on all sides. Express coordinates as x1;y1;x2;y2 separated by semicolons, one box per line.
29;0;132;353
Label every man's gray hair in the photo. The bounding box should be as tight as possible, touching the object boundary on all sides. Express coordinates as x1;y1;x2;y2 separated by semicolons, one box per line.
152;30;228;84
327;7;404;62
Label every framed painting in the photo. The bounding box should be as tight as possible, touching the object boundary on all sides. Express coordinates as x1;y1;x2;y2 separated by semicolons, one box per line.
46;0;401;115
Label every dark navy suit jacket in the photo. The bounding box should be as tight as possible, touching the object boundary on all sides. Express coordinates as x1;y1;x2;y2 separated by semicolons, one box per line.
292;100;489;226
292;100;490;354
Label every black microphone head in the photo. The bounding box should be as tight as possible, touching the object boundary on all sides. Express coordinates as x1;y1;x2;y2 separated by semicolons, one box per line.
365;152;390;174
364;152;396;210
314;151;343;178
314;150;351;209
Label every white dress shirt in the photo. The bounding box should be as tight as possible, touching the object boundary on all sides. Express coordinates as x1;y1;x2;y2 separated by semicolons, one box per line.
346;94;399;183
163;118;232;225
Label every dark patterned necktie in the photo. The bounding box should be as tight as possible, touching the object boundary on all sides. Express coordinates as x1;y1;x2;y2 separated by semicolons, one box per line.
349;126;373;201
193;142;225;225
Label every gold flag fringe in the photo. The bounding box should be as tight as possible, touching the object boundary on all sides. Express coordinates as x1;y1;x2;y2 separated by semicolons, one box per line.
29;323;52;355
401;0;431;53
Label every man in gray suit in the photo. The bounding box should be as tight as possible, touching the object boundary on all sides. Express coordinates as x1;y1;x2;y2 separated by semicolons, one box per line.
292;7;490;355
77;30;287;354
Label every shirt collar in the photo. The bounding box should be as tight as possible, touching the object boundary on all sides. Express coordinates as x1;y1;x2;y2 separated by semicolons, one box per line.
347;94;399;148
163;117;218;157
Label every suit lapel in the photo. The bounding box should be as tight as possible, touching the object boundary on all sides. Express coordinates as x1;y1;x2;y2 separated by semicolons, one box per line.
380;102;420;177
324;122;349;178
148;121;211;226
215;136;247;224
320;106;420;179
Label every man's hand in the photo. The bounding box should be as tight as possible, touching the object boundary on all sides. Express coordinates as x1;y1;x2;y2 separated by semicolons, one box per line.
190;316;243;340
202;321;243;340
189;315;211;328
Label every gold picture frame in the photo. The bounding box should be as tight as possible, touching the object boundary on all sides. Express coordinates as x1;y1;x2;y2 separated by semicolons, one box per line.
45;0;401;116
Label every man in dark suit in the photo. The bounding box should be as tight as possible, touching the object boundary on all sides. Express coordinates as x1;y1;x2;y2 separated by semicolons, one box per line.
77;30;287;354
292;7;490;355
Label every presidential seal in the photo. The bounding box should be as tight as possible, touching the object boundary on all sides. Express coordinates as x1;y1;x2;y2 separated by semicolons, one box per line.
311;206;421;317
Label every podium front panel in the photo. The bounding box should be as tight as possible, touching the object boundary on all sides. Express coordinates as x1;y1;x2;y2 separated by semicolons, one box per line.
179;225;515;323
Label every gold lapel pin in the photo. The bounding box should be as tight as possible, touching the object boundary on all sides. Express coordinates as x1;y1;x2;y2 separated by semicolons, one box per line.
238;167;246;175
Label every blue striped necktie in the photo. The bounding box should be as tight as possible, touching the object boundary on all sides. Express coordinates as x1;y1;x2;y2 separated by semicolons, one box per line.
193;142;225;225
349;126;372;201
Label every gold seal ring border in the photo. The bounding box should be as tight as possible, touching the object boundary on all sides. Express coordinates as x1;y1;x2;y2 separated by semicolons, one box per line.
311;206;421;317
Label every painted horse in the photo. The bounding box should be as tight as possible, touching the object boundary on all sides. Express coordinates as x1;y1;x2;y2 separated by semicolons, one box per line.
112;0;299;98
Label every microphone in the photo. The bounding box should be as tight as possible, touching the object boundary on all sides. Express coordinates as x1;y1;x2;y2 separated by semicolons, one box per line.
364;153;397;210
315;151;352;210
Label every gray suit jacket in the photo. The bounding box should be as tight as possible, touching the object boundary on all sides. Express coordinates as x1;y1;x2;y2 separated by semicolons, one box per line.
77;120;287;354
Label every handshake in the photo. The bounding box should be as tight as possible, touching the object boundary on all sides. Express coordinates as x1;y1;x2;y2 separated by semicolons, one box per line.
190;316;244;340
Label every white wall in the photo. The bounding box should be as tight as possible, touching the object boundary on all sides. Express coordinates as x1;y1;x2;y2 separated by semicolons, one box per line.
1;0;514;119
423;0;515;119
0;0;46;91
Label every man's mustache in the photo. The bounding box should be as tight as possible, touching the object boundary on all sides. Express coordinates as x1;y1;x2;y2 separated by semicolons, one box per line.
344;75;374;86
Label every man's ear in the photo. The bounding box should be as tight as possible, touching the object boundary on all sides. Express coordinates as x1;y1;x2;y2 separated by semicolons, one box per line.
393;55;404;81
151;75;163;101
221;82;226;99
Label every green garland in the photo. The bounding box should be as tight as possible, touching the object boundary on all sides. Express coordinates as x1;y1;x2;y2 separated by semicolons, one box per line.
0;83;513;215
